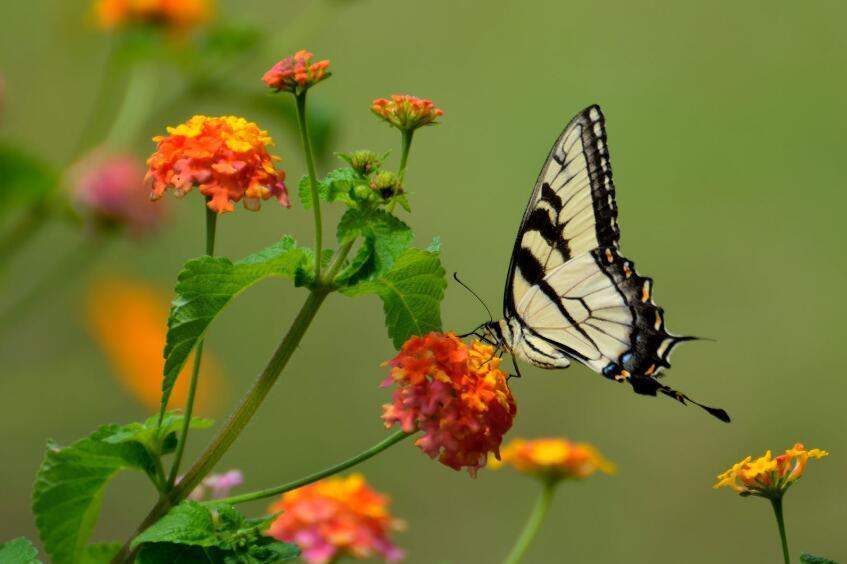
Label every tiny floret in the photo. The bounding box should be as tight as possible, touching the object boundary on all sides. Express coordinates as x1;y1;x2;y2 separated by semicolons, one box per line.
382;332;516;476
490;438;616;483
262;50;331;95
714;443;828;498
371;95;443;131
267;474;404;563
146;115;288;214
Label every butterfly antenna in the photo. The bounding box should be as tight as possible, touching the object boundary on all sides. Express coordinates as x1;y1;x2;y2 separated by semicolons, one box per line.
453;272;494;323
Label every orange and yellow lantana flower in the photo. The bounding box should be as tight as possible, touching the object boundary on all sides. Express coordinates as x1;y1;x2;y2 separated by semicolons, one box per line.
491;438;616;482
262;50;331;95
714;443;828;497
371;95;443;131
382;332;517;476
146;115;288;214
94;0;213;31
267;474;404;563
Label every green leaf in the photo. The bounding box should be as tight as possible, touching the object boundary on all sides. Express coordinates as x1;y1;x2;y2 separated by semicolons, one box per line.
801;554;839;564
335;209;413;286
0;142;58;217
343;245;447;348
103;413;213;457
32;425;158;564
78;543;122;564
134;502;299;563
161;236;308;416
297;168;360;209
0;538;41;563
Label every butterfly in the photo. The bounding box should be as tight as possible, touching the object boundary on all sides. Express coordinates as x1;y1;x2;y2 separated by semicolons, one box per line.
476;105;729;422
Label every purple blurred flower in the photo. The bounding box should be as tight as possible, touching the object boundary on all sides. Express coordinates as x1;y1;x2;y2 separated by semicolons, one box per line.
186;469;244;501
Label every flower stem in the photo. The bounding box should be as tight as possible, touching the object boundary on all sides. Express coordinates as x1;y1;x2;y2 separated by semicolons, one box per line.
295;91;323;280
503;480;557;564
211;430;413;506
166;203;218;489
104;62;157;150
770;497;791;564
398;129;414;180
111;287;330;564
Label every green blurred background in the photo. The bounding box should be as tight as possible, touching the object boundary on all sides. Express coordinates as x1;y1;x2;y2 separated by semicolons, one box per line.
2;0;846;562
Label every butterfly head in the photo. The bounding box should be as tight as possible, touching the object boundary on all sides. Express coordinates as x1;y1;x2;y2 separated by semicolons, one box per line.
480;319;514;351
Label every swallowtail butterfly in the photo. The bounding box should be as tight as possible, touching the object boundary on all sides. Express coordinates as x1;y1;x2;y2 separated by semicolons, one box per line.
480;105;729;422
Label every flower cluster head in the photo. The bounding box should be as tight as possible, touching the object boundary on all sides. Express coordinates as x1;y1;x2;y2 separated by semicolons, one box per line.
187;469;243;501
262;50;331;95
369;171;403;199
371;95;443;132
267;474;404;563
491;438;616;484
146;115;288;214
382;332;517;476
343;150;383;176
69;150;164;238
714;443;828;498
94;0;213;32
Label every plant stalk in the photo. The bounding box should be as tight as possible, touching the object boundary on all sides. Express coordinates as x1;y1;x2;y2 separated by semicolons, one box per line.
111;287;330;564
166;203;218;488
295;91;323;280
503;480;557;564
212;430;412;506
770;496;791;564
398;129;414;180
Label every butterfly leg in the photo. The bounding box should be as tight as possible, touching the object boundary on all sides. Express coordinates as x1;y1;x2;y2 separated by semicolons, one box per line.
508;355;524;380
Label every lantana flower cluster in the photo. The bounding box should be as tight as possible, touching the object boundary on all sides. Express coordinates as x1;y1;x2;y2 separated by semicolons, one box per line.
262;50;331;95
267;474;404;564
146;115;288;214
371;95;443;131
492;438;616;483
94;0;212;31
382;332;517;476
714;443;828;498
69;150;164;237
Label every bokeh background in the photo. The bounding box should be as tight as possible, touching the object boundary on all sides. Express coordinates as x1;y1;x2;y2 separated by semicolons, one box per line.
2;1;846;562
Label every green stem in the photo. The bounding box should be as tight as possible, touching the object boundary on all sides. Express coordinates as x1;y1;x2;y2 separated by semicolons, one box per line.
0;207;47;267
104;62;157;150
166;204;218;489
503;480;557;564
112;287;330;564
398;129;414;180
295;91;323;280
212;430;413;506
770;497;791;564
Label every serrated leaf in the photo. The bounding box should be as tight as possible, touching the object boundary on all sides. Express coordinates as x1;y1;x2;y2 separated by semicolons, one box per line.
0;142;58;217
298;168;361;210
801;553;839;564
78;543;122;564
134;502;299;563
32;425;158;564
335;209;413;284
0;537;41;563
343;247;447;348
161;236;308;417
103;413;213;457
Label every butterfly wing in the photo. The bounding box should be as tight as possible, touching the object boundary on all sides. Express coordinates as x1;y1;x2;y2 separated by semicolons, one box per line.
504;105;728;422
